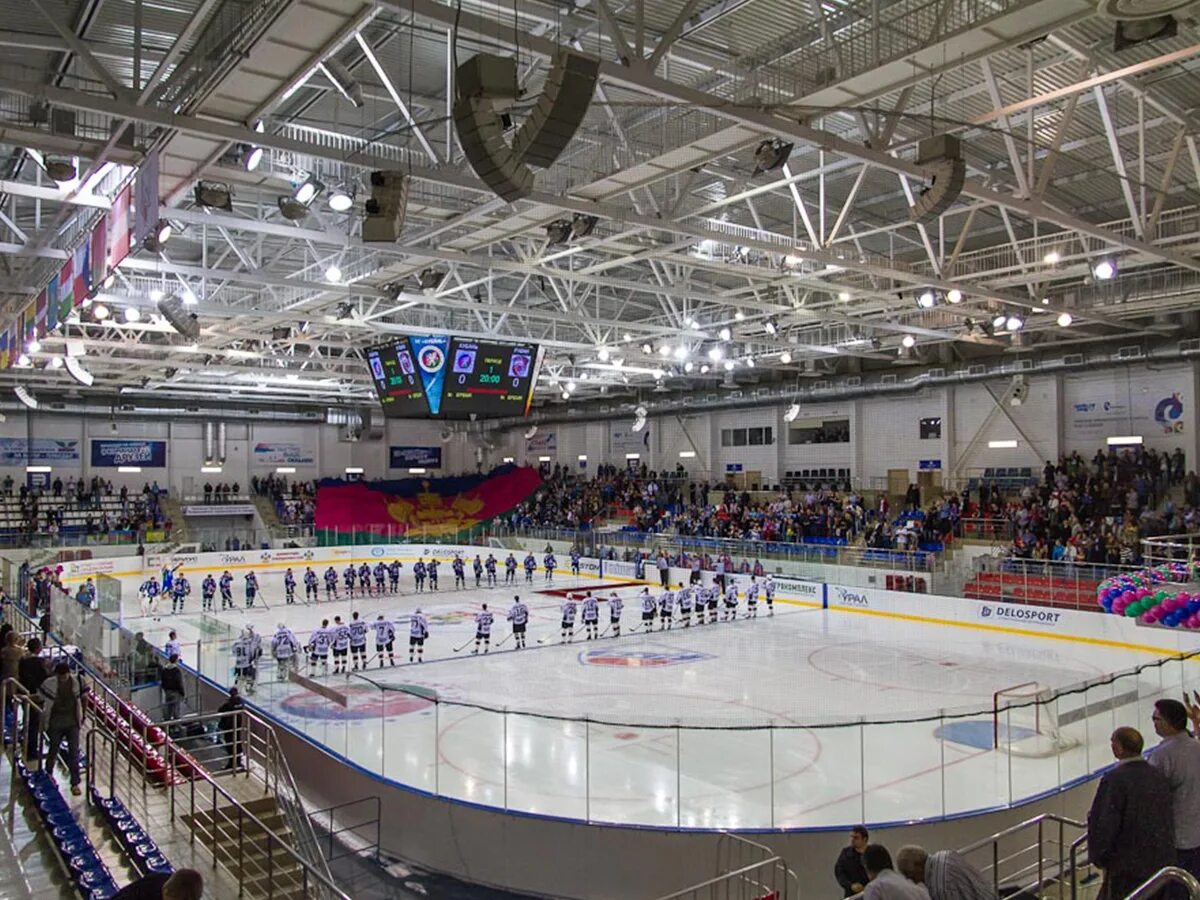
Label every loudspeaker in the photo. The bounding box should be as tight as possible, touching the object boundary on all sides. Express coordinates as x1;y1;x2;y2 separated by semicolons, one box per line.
157;295;200;340
512;49;600;169
362;170;410;243
909;135;965;223
453;96;534;202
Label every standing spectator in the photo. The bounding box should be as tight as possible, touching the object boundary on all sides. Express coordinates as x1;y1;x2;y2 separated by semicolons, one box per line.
112;867;204;900
218;686;244;771
657;553;669;588
0;631;23;684
1150;699;1200;881
835;825;871;897
17;638;46;760
1089;726;1175;900
40;661;84;795
896;846;995;900
862;845;929;900
160;654;185;727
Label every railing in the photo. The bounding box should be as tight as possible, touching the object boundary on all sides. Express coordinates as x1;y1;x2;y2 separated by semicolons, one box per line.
1143;533;1200;566
958;813;1087;899
308;797;381;865
1126;868;1200;900
653;833;798;900
960;555;1150;612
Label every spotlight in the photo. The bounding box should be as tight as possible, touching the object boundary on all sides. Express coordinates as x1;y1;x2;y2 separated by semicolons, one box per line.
641;343;653;355
244;146;264;172
837;291;851;302
723;359;734;371
684;361;694;373
325;265;343;283
783;403;800;423
293;177;323;206
673;345;688;361
718;327;732;341
48;356;63;369
763;319;777;336
149;288;165;302
327;187;355;212
15;354;29;368
566;380;577;392
1043;250;1061;265
1057;312;1073;327
277;197;309;221
27;339;40;354
143;220;172;251
562;391;570;400
45;158;77;183
193;181;232;211
752;138;794;175
745;357;754;368
700;364;710;374
622;333;632;342
1006;315;1023;332
947;289;963;304
570;214;599;240
658;344;671;358
917;290;936;309
707;346;723;362
92;303;109;320
685;318;699;329
901;334;916;348
124;307;141;323
597;347;610;361
415;267;448;292
1092;258;1117;281
992;314;1008;330
545;219;573;245
779;351;792;364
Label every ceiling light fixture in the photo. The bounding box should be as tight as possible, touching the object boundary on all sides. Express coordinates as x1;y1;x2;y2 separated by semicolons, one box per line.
946;289;963;304
194;181;232;211
779;351;792;364
718;326;732;341
597;347;610;361
763;318;778;336
26;339;40;354
658;344;672;358
641;342;652;355
700;364;710;374
837;291;850;302
325;264;343;283
327;187;354;212
1057;312;1073;327
293;177;324;206
734;310;745;321
124;307;141;323
707;346;723;362
723;359;734;371
917;290;936;309
673;345;688;361
1044;250;1061;265
1006;315;1024;332
901;334;916;348
992;314;1008;330
1092;257;1117;281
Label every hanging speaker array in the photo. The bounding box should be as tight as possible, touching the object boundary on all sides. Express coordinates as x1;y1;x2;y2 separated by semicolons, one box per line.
454;49;599;204
909;135;966;223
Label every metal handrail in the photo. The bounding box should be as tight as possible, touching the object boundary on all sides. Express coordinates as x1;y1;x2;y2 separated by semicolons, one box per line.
1126;867;1200;900
956;812;1087;899
308;796;382;864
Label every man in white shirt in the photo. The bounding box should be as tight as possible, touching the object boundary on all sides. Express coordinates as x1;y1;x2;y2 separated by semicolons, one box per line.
862;845;930;900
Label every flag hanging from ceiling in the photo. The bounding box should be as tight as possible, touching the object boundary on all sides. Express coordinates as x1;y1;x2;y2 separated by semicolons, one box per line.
108;185;131;271
71;242;89;304
89;212;109;291
35;286;47;336
133;150;158;246
0;332;9;370
46;280;58;333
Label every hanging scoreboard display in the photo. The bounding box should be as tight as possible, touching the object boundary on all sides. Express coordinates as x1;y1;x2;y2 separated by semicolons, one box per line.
365;338;428;418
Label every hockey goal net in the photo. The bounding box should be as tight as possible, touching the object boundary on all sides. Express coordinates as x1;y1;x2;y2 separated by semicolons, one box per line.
992;682;1079;758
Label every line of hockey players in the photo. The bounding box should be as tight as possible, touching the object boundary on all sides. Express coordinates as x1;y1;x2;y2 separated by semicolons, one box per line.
138;549;581;621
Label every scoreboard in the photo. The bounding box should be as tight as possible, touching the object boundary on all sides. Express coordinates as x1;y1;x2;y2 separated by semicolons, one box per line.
365;335;542;419
441;339;542;418
365;338;427;417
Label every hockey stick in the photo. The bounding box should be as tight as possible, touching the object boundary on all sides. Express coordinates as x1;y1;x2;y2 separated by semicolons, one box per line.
452;636;476;653
494;632;515;648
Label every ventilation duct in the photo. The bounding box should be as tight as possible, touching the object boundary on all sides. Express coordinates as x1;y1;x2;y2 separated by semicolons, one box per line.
203;421;214;464
217;421;227;463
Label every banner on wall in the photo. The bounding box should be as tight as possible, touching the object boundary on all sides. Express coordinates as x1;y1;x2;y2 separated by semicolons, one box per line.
0;438;80;464
251;442;315;466
1067;391;1186;439
525;431;556;454
611;426;650;453
90;440;166;468
389;446;442;468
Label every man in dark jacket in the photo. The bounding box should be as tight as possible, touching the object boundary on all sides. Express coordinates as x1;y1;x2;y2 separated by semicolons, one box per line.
1088;726;1175;900
16;639;47;760
835;824;870;897
217;687;244;771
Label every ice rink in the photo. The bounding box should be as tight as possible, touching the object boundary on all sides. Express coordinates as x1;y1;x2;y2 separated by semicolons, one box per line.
112;564;1189;829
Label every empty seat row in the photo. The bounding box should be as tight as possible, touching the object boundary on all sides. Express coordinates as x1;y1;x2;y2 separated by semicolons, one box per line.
91;787;172;880
16;760;119;899
86;694;203;785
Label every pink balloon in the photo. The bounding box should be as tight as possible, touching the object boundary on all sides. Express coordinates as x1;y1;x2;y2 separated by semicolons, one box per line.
1141;612;1157;625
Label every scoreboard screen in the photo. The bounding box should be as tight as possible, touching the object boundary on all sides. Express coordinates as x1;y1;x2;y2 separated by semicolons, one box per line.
440;339;543;418
365;336;542;418
365;338;428;418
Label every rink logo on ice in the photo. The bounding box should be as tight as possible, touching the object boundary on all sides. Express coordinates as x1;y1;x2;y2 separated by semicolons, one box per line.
280;684;436;721
832;587;869;607
979;604;1061;627
579;649;713;668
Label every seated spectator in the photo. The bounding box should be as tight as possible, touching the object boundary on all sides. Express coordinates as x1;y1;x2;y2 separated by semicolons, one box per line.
112;868;204;900
896;846;995;900
862;845;929;899
835;825;870;897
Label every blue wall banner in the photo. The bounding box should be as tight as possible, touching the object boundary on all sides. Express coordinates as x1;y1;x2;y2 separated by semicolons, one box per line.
0;438;80;464
389;446;442;468
90;439;167;468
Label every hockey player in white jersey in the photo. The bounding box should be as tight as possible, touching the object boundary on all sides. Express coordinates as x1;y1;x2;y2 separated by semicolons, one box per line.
506;596;528;649
308;619;332;674
232;629;256;693
373;615;396;667
164;630;182;660
473;603;494;654
658;586;675;630
745;577;760;619
678;585;694;627
271;623;300;680
331;616;351;675
607;591;623;637
348;611;369;671
723;581;739;622
639;588;656;632
580;592;599;640
764;575;775;616
409;609;429;663
559;594;577;643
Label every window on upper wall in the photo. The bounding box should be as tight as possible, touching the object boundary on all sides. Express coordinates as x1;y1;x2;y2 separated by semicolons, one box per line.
920;417;942;440
787;418;849;444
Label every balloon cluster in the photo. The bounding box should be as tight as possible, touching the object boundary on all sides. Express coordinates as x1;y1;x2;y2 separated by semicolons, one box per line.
1098;561;1200;628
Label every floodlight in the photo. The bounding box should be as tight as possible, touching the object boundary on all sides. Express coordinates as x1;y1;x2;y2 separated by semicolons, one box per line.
763;318;777;335
194;181;232;211
327;187;354;211
718;327;732;341
901;335;916;348
917;290;936;309
293;177;323;206
325;265;343;283
779;351;792;364
1092;258;1117;281
946;289;963;304
1057;312;1073;327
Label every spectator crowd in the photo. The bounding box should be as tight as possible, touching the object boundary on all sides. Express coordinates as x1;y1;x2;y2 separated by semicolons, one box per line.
252;473;316;527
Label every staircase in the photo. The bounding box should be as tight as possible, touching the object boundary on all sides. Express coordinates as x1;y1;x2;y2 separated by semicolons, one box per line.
253;496;285;531
184;796;311;898
158;494;189;543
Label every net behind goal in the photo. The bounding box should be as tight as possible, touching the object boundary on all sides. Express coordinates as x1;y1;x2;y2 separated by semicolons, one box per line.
992;682;1080;758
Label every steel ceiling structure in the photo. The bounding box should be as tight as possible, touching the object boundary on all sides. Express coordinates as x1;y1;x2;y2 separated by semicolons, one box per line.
0;0;1198;413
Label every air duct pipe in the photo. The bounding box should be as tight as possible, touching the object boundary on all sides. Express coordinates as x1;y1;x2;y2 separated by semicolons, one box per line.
203;422;215;464
217;422;227;464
